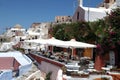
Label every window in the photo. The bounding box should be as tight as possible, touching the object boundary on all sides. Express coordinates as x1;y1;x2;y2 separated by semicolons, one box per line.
77;12;79;20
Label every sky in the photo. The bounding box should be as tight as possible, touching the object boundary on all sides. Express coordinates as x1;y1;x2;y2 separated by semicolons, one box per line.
0;0;102;34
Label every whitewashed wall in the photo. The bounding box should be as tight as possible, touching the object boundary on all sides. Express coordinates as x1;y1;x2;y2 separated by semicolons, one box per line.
39;61;62;80
0;70;12;80
72;6;110;22
84;8;107;21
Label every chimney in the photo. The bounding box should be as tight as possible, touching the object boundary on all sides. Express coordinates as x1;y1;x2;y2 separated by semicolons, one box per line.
78;0;83;7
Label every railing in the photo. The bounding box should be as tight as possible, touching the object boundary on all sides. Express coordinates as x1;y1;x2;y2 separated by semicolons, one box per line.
29;53;65;67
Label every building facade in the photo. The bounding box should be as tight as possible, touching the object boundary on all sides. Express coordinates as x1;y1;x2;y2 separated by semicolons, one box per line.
27;22;51;39
72;0;119;22
55;16;72;23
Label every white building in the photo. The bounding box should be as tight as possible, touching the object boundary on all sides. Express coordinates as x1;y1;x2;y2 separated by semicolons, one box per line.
4;24;26;37
55;16;72;23
0;24;27;51
0;51;32;80
4;24;27;42
27;22;50;39
72;0;119;22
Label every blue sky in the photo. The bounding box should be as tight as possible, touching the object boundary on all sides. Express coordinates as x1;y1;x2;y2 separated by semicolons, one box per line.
0;0;102;34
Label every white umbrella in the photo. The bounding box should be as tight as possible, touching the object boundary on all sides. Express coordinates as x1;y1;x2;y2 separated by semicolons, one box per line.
47;37;68;48
65;39;96;48
24;38;96;51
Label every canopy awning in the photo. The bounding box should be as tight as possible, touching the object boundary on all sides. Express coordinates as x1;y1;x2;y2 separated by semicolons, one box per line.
65;39;96;48
47;37;68;48
24;37;96;48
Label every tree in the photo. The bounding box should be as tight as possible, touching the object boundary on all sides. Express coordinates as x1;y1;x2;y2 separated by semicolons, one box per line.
106;8;120;29
51;22;91;42
93;7;120;69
